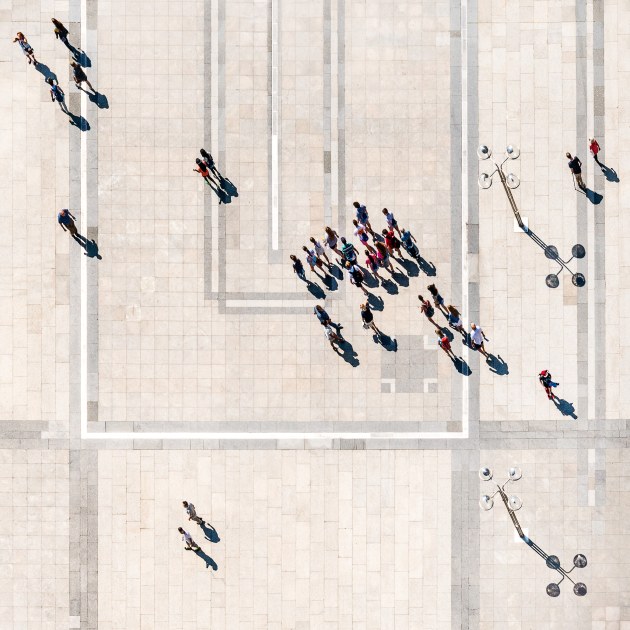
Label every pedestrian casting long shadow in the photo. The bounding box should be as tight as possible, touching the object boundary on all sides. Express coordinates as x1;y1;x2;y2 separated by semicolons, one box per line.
35;62;56;81
398;257;420;277
486;353;509;375
417;257;437;277
88;90;109;109
200;521;220;543
375;332;397;352
553;397;577;419
452;356;471;376
193;547;218;570
68;110;90;131
367;293;384;312
335;339;359;367
599;162;619;183
580;187;603;205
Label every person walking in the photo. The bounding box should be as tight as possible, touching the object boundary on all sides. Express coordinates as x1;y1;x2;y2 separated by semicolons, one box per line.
303;245;327;277
365;249;384;282
427;284;448;315
193;158;213;184
324;324;343;351
538;370;559;400
566;152;585;189
375;241;394;273
382;228;402;258
58;209;79;238
338;237;358;266
353;201;373;235
309;236;331;265
446;305;466;337
182;500;203;524
400;227;420;259
200;148;219;177
46;78;69;113
418;295;440;328
324;226;342;256
51;18;71;48
71;61;95;93
314;305;343;331
589;138;601;165
353;219;374;253
13;32;38;65
382;208;402;236
436;329;456;360
469;323;489;358
290;254;306;280
360;303;380;336
346;261;369;296
178;527;200;550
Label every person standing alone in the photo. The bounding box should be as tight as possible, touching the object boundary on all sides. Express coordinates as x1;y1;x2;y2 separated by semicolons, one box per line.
566;152;585;189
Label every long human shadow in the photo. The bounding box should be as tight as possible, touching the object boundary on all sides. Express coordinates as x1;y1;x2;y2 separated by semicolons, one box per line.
581;187;603;205
367;293;384;311
83;238;102;259
486;353;509;375
299;277;325;299
553;397;577;419
398;257;419;277
598;162;619;183
452;355;472;376
335;338;359;367
193;547;218;570
391;267;409;287
68;110;90;131
321;273;338;292
362;271;379;289
199;521;220;543
381;278;399;295
417;256;437;277
88;90;109;109
35;62;56;81
374;331;397;352
328;264;344;281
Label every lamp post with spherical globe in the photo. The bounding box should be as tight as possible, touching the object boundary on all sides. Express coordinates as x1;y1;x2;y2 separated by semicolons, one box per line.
479;465;588;597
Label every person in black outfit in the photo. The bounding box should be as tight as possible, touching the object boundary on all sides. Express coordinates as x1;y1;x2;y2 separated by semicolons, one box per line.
566;152;585;189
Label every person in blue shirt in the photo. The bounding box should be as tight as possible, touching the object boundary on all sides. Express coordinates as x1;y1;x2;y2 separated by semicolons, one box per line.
353;201;374;235
46;78;69;113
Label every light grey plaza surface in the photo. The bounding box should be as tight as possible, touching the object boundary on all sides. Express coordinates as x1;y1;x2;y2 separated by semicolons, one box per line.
1;0;630;627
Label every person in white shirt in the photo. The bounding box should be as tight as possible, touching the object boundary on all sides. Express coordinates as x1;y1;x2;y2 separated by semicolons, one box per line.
182;500;203;524
469;323;489;357
178;527;200;550
309;236;331;265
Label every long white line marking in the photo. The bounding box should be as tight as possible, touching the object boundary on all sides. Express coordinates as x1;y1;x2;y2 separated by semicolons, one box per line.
271;0;279;250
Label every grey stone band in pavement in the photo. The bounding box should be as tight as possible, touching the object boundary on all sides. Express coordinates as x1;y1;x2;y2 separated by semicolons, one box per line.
575;0;588;423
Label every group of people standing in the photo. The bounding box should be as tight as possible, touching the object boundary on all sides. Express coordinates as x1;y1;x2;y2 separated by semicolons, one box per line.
291;201;424;352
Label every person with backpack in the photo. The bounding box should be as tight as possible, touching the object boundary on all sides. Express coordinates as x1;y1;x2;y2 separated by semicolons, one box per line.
538;370;559;400
337;236;358;266
346;261;369;296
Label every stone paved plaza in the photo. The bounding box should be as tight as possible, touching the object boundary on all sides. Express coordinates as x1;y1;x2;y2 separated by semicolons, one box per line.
1;0;630;627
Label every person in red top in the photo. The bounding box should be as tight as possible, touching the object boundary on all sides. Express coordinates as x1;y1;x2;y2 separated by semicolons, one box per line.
589;138;601;165
436;328;455;359
193;158;213;184
381;228;401;257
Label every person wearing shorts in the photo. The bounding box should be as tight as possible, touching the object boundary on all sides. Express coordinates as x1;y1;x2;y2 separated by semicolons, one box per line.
324;226;341;256
302;245;326;276
346;262;368;296
539;370;559;400
382;208;401;236
290;254;306;280
338;237;358;266
418;294;439;328
353;201;373;235
71;61;95;93
46;78;69;113
382;228;401;257
428;284;448;315
469;323;489;358
360;303;380;336
353;219;374;253
447;305;466;337
13;32;38;65
400;228;419;258
365;250;383;282
375;242;394;273
437;329;456;359
309;236;331;265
